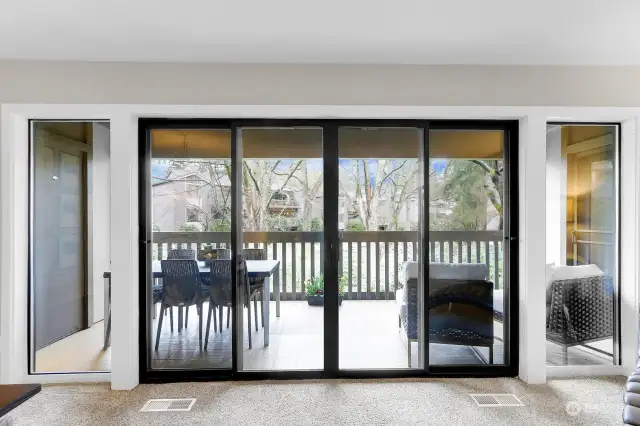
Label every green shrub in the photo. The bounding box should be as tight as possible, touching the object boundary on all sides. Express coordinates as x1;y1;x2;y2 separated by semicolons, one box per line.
305;274;346;297
346;220;365;231
179;223;200;232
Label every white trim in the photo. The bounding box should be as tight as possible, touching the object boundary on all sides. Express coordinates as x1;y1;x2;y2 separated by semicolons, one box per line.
17;373;110;384
619;118;639;376
2;103;640;389
547;365;626;378
518;115;547;384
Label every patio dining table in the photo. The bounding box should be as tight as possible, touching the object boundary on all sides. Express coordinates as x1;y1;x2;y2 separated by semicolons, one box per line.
103;259;281;349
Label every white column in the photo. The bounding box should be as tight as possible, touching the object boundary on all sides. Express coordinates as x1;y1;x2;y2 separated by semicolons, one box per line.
88;123;111;324
110;113;139;390
545;126;566;266
0;109;29;383
620;118;639;375
518;115;547;384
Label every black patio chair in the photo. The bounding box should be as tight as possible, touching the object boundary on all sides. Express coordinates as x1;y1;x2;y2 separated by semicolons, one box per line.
166;249;197;327
243;248;266;331
204;258;255;350
546;275;613;364
167;248;196;260
197;248;232;326
155;259;205;352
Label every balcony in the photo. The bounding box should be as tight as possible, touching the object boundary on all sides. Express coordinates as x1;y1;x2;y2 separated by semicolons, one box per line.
148;230;507;370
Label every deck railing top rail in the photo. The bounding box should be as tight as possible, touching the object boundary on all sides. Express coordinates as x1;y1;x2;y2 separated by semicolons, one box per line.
153;230;502;244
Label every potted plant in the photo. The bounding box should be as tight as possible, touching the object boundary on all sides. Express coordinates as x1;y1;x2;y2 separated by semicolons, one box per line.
305;275;346;306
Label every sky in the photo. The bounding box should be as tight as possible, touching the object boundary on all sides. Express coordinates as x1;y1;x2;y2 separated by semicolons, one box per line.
151;158;448;181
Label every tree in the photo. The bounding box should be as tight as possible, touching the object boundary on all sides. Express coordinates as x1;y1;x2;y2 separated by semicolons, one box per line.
435;159;504;230
179;223;200;232
339;159;424;231
158;158;325;232
470;160;504;229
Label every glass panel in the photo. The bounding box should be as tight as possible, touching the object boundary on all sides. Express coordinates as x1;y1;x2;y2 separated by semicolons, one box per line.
428;129;506;366
238;127;324;371
150;129;232;370
337;127;425;370
31;121;111;373
545;124;618;366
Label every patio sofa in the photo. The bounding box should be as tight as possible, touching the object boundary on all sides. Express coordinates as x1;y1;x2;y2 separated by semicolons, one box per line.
397;262;495;366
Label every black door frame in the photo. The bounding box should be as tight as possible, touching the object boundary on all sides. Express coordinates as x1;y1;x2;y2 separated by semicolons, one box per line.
138;118;519;383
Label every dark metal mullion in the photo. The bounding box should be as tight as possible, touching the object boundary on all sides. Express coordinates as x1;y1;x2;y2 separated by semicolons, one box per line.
323;124;340;375
231;124;243;373
421;124;430;372
503;121;518;369
137;123;153;381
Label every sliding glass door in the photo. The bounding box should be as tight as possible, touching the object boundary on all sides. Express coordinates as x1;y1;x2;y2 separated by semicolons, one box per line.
141;124;234;374
428;126;513;369
235;127;325;372
336;127;426;370
139;119;518;381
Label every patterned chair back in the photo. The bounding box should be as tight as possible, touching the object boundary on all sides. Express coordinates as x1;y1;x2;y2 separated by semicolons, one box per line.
209;258;250;305
547;275;613;344
160;260;201;306
167;248;196;260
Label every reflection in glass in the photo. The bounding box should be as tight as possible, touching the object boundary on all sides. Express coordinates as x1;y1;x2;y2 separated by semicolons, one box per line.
546;125;618;366
429;129;506;366
31;121;111;373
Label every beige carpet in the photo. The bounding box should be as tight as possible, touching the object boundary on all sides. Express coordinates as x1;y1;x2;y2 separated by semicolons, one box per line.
9;376;625;425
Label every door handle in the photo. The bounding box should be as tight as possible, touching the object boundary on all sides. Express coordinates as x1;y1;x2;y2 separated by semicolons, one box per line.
504;236;518;241
140;240;151;244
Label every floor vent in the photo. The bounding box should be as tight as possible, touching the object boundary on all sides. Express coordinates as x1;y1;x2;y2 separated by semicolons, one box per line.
470;394;524;407
140;398;196;412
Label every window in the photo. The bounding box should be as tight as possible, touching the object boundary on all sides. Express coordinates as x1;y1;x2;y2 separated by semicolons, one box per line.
186;205;200;222
545;124;619;367
30;120;111;374
272;191;288;201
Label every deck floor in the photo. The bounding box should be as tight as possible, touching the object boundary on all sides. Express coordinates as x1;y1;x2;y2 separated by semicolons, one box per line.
34;301;612;373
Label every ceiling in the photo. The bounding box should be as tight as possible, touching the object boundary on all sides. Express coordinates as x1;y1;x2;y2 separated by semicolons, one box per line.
1;0;639;65
151;128;503;159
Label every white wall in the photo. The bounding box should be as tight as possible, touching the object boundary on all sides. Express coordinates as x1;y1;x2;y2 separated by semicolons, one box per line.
90;123;110;323
0;60;639;388
0;62;640;106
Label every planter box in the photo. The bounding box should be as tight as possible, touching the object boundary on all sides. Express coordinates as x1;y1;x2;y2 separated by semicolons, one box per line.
306;295;343;306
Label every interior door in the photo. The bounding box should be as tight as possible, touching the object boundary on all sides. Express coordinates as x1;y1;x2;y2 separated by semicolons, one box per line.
33;133;87;350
